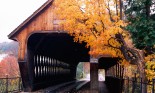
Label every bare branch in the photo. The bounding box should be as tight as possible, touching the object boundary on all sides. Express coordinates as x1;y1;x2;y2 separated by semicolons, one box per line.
106;0;115;21
115;0;118;15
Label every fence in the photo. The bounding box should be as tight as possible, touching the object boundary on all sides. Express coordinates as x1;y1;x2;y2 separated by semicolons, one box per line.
122;75;155;93
0;75;23;93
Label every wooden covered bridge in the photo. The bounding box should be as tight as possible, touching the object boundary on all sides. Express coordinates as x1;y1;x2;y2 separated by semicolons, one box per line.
8;0;124;92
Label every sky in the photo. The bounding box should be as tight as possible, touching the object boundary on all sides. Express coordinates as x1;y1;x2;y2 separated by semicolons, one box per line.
0;0;47;43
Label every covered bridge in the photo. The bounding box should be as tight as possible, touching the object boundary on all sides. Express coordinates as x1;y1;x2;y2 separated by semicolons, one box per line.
8;0;124;92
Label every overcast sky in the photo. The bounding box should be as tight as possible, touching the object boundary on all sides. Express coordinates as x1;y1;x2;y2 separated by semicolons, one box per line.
0;0;47;43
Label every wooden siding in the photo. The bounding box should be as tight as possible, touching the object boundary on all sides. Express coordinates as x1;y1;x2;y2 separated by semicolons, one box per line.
15;2;63;60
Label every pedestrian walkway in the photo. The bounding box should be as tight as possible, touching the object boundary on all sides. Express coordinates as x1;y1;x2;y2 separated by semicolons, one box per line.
78;81;109;93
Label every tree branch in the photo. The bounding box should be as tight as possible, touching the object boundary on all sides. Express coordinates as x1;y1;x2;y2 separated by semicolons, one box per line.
115;33;140;64
106;0;115;21
108;37;120;49
115;0;118;16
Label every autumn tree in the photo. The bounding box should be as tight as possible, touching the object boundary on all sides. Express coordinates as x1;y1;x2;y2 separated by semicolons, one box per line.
53;0;155;92
55;0;129;59
54;0;130;91
0;55;19;78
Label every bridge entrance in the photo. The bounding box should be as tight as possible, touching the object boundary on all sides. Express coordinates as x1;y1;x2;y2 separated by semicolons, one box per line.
23;32;89;91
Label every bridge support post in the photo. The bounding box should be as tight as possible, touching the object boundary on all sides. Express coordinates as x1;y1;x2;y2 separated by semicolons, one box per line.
90;63;99;93
18;61;32;91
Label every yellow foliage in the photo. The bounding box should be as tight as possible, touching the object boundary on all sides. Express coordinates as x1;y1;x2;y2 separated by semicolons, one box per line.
145;54;155;81
55;0;130;64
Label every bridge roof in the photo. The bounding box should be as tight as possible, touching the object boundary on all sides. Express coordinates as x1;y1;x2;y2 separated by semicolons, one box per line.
8;0;54;40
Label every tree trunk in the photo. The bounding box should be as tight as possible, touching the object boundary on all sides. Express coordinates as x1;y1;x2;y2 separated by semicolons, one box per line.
136;50;147;93
125;48;147;93
115;34;147;93
116;0;118;16
145;0;151;18
119;0;123;19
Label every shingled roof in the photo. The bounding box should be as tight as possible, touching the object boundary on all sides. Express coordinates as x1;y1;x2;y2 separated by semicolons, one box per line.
8;0;54;40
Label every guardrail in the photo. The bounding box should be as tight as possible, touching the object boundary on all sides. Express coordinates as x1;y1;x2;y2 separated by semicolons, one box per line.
0;75;23;93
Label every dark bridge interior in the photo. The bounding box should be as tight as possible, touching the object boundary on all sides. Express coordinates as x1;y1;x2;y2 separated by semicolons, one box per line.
28;33;90;63
18;32;124;92
27;32;90;90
